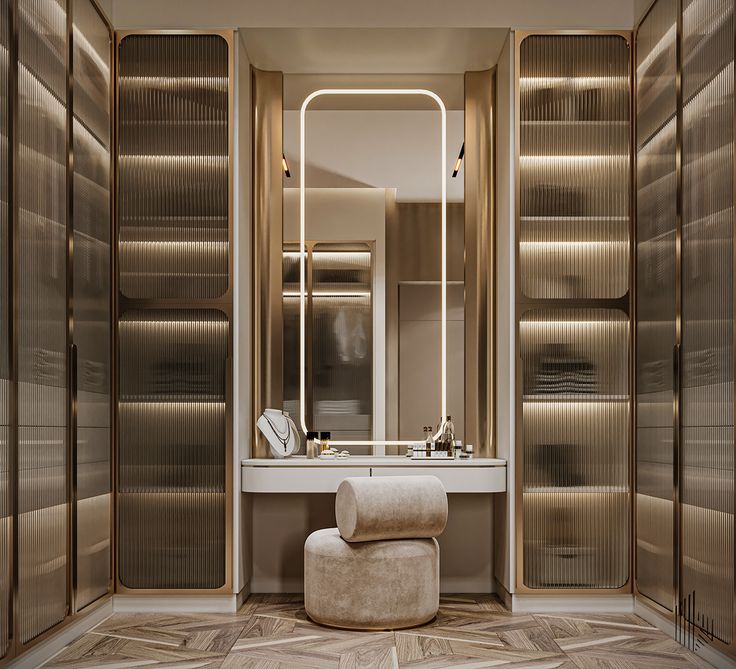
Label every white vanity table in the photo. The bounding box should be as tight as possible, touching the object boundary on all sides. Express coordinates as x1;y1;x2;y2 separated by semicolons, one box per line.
241;456;507;493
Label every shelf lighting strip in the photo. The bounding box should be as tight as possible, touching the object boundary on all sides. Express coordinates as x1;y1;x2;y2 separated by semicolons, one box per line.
300;88;447;445
519;76;629;89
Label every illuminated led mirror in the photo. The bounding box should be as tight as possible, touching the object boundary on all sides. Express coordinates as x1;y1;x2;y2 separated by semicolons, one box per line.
285;88;457;454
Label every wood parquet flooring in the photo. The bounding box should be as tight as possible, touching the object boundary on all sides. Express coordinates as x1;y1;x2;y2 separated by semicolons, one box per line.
43;595;716;669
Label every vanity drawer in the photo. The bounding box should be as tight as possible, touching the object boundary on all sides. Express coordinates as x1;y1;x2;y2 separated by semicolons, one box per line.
370;466;506;493
242;465;371;493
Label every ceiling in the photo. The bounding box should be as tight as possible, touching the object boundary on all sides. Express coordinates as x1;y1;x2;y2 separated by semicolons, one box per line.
241;28;509;74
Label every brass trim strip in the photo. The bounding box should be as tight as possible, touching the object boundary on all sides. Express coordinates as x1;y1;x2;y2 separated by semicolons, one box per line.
7;0;18;660
66;0;77;618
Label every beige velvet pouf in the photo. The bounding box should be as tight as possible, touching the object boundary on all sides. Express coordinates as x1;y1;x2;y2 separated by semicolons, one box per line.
304;528;440;630
336;475;448;542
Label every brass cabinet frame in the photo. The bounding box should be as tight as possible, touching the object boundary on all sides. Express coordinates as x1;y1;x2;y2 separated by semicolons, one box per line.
0;0;115;665
113;29;235;595
513;30;635;595
632;0;736;657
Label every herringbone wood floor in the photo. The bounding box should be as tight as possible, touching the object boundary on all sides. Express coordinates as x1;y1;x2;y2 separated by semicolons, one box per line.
44;594;716;668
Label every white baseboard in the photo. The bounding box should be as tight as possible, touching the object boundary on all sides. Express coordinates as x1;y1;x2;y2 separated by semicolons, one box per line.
12;599;113;669
634;599;736;669
113;594;241;613
512;594;634;614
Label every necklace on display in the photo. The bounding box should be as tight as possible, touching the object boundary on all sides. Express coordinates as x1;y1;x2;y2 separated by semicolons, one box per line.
263;411;291;453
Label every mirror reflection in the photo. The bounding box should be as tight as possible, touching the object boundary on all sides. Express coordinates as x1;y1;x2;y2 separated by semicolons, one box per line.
282;87;465;454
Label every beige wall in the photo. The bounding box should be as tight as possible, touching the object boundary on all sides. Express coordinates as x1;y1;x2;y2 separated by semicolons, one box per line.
399;284;465;441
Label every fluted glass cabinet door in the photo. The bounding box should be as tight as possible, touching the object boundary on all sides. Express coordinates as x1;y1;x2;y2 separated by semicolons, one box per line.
16;0;68;643
72;0;111;611
520;308;630;588
117;34;229;301
681;0;734;643
118;311;227;589
0;0;10;657
635;0;677;611
519;35;631;301
116;31;232;592
517;33;632;591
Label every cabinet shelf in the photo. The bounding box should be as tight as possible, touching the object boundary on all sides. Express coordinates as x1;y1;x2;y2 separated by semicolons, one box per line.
523;395;629;403
524;485;629;494
520;216;629;222
522;120;629;126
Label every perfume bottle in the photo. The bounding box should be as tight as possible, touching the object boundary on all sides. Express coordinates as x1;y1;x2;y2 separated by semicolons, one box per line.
306;431;319;459
319;431;331;453
442;416;455;453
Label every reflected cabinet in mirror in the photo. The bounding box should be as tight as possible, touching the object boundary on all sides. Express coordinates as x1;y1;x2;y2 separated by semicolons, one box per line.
252;70;495;457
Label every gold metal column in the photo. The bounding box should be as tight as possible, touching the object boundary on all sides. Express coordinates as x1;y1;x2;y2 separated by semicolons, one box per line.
251;68;283;458
465;68;496;457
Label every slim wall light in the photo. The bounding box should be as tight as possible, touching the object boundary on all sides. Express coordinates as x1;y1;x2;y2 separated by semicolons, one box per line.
282;154;291;177
452;142;464;177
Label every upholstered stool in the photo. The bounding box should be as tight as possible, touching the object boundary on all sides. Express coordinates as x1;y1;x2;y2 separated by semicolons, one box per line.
304;475;447;630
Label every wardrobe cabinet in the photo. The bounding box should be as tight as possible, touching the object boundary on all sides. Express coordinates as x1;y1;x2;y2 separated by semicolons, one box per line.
636;0;735;650
115;31;234;592
515;31;633;592
0;0;113;662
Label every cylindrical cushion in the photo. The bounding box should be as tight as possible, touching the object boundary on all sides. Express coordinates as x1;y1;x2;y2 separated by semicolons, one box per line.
336;475;447;542
304;528;439;630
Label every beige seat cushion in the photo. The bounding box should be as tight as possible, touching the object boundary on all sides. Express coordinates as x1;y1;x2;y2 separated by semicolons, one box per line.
304;528;439;630
335;475;448;542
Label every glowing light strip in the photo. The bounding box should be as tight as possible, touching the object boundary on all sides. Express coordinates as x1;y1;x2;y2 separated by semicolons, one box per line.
300;88;447;444
520;320;628;328
520;155;629;161
520;240;628;248
118;75;228;89
119;240;228;247
326;441;417;447
283;292;371;298
519;76;628;88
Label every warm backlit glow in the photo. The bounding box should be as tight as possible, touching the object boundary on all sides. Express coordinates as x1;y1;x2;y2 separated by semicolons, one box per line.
300;88;447;445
